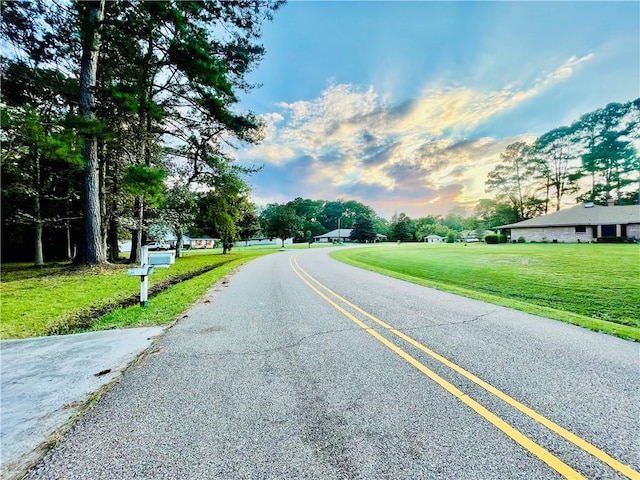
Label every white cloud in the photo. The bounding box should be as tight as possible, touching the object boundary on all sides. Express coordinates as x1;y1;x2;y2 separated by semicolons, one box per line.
240;55;592;216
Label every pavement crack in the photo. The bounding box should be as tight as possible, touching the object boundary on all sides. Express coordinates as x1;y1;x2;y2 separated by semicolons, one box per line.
399;310;497;331
180;326;362;358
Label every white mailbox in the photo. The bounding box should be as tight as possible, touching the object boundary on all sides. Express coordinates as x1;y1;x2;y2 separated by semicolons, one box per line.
127;266;155;277
126;246;173;307
148;252;175;267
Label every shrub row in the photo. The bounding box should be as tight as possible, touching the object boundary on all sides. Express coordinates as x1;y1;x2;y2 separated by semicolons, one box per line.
484;234;508;244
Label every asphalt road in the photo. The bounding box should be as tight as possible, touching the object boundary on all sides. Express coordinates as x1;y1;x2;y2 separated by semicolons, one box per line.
25;247;640;479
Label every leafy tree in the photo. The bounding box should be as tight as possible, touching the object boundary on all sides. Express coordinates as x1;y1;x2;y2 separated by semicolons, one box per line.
237;202;261;246
486;142;539;221
532;126;581;212
196;166;253;254
259;204;304;247
287;197;325;241
1;105;82;265
350;216;377;243
388;212;415;242
372;217;389;236
572;100;639;204
475;198;519;228
317;199;376;231
158;183;198;258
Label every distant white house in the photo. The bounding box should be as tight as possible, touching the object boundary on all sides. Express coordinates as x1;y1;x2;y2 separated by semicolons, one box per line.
119;234;221;252
235;237;293;247
459;230;494;243
314;228;353;243
424;234;445;243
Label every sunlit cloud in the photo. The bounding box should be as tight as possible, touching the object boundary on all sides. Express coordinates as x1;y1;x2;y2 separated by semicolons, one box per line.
239;55;593;217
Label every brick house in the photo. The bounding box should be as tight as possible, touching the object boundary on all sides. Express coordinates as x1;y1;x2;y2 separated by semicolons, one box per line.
496;203;640;243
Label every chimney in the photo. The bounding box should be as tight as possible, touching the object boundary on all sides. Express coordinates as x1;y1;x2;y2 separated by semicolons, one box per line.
607;197;615;207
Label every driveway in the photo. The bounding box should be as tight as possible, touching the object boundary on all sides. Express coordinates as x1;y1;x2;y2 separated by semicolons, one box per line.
1;327;164;479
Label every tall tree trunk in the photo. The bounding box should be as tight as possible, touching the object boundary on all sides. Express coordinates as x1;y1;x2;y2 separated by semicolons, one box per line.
99;139;108;257
34;218;44;268
65;217;73;260
175;225;183;259
129;196;144;264
33;151;44;267
64;179;73;260
107;181;120;262
106;149;120;262
76;0;106;265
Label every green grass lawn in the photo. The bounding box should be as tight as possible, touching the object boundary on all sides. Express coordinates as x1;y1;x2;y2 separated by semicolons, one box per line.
332;243;640;341
0;247;277;339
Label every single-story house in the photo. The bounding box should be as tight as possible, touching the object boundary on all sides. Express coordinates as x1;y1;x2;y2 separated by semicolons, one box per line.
162;234;191;249
314;228;386;243
424;234;445;243
235;237;293;247
190;236;219;249
459;230;494;243
119;234;218;252
496;203;640;243
162;234;220;249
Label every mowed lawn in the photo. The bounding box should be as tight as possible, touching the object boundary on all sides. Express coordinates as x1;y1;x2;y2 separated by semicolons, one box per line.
0;248;277;339
332;243;640;340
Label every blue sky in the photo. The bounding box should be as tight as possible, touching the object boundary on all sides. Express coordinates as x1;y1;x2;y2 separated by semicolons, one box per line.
235;1;640;219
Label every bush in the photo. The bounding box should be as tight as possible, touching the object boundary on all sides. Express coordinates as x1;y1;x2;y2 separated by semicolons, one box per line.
484;234;505;244
596;236;627;244
517;237;526;243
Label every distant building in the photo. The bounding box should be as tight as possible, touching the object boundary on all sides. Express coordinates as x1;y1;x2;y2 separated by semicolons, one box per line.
234;237;293;247
424;234;445;243
496;203;640;242
314;228;386;243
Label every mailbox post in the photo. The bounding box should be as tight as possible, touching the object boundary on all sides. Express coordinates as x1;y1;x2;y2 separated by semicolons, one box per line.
127;246;174;307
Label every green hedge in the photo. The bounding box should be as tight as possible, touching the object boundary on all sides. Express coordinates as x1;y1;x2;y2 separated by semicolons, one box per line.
597;236;628;244
484;234;507;244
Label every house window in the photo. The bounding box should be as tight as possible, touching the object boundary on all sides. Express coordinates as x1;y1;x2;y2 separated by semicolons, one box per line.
621;225;627;237
575;226;586;233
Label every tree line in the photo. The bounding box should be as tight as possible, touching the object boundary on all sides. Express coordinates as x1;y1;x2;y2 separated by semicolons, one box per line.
257;198;486;244
483;99;639;227
1;0;282;265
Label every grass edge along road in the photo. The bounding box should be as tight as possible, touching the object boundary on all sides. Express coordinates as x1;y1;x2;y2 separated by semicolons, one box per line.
0;248;278;339
290;255;640;480
331;243;640;342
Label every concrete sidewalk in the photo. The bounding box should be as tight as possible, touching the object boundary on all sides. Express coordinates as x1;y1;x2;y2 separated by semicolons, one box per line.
0;327;164;479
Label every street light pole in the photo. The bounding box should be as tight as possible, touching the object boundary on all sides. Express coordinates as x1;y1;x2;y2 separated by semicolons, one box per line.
337;216;341;244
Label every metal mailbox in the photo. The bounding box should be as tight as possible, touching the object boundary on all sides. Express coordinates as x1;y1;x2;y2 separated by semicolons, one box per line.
127;266;155;277
126;246;173;307
148;252;175;267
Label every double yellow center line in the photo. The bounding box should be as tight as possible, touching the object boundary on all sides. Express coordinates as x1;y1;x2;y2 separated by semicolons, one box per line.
290;255;639;480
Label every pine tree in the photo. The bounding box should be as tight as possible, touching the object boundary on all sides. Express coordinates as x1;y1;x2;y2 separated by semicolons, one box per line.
350;216;377;243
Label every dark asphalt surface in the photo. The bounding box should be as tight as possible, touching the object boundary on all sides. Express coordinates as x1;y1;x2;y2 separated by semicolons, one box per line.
25;247;640;479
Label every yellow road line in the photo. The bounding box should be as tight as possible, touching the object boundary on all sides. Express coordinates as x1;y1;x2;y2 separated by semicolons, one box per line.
292;256;640;480
289;256;586;480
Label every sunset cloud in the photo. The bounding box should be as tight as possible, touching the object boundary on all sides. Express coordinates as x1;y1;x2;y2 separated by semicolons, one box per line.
238;54;596;217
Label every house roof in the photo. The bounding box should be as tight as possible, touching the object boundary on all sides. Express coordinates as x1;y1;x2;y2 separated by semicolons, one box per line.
313;229;387;239
424;234;445;239
314;229;353;238
497;204;640;229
